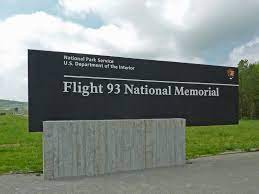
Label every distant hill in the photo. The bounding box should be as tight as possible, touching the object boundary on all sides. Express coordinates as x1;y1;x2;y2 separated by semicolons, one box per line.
0;99;28;114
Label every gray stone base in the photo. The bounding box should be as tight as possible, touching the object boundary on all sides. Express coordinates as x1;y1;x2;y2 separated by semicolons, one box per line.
43;118;185;180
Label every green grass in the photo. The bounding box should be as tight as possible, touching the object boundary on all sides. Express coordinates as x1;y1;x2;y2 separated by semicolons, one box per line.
0;115;42;174
186;120;259;159
0;115;259;174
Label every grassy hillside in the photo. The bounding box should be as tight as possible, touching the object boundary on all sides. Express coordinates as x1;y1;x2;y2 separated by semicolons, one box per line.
0;99;28;114
0;115;258;174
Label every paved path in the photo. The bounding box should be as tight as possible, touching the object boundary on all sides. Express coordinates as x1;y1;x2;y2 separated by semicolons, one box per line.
0;152;259;194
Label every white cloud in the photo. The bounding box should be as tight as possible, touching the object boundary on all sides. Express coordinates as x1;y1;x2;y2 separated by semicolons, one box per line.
163;0;190;27
59;0;211;61
0;12;151;101
59;0;259;58
59;0;191;27
2;0;259;101
0;7;207;101
228;37;259;66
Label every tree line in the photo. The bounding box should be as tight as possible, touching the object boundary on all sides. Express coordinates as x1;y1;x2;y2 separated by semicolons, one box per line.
238;59;259;119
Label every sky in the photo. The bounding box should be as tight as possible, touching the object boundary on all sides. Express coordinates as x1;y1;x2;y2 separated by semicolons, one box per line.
1;0;259;102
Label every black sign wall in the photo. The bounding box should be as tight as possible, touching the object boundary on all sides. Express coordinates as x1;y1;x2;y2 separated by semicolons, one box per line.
28;50;238;132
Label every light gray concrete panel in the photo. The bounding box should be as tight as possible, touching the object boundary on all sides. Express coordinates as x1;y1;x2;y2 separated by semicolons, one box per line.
43;118;185;180
43;122;54;180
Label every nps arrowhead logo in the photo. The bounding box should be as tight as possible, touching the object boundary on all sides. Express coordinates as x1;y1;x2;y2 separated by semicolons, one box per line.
227;68;235;80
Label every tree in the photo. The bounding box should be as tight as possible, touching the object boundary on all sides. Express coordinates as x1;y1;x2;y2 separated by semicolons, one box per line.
238;59;259;119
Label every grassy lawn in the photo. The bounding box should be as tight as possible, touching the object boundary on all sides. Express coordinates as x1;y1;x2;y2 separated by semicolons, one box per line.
0;115;42;174
186;121;259;158
0;115;259;174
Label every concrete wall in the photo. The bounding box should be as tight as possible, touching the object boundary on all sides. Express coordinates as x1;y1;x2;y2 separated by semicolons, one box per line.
43;118;185;180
